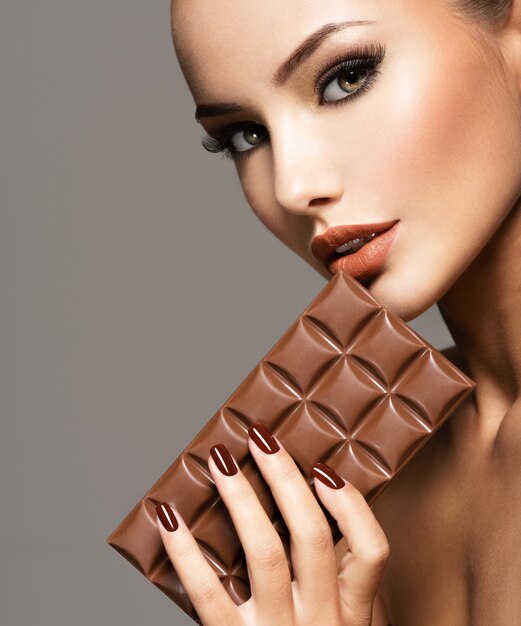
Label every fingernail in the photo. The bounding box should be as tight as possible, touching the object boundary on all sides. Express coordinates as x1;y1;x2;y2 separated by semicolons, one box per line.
156;502;179;532
248;421;280;454
311;462;345;489
210;443;238;476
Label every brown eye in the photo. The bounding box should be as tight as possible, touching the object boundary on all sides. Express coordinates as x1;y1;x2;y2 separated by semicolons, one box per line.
230;124;267;152
323;67;370;102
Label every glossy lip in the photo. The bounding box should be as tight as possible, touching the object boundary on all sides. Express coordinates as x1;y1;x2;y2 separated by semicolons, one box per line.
325;221;400;282
311;219;400;265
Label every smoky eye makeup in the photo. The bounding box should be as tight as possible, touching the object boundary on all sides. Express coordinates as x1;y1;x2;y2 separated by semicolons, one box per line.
200;41;386;162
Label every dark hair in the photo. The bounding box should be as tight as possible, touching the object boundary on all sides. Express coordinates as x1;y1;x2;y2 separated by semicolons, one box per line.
451;0;513;24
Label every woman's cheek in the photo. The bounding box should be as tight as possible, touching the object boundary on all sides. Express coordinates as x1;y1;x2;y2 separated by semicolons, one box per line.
237;162;276;231
369;51;484;217
376;36;518;252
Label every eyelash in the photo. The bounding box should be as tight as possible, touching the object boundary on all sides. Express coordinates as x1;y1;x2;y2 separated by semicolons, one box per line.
200;42;385;162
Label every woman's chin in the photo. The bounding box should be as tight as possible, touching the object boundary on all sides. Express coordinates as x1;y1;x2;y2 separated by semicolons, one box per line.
366;268;440;322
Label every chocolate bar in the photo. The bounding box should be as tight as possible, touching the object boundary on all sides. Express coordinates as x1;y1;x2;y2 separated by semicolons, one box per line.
106;271;475;623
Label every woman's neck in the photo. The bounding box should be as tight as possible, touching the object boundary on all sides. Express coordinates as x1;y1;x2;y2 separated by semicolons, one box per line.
437;196;521;442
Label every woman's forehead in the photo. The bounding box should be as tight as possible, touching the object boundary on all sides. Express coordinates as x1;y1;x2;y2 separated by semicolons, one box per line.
171;0;386;90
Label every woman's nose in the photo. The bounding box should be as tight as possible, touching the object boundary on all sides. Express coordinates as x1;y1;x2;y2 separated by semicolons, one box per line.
270;117;345;217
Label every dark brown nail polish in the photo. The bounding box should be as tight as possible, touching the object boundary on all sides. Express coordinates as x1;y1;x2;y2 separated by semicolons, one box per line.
311;462;345;489
210;443;238;476
156;502;179;532
248;421;280;454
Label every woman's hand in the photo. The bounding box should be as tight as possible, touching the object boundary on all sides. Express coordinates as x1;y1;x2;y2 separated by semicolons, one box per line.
156;421;390;626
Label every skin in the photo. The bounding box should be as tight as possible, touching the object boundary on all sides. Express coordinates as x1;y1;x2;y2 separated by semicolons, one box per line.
162;0;521;623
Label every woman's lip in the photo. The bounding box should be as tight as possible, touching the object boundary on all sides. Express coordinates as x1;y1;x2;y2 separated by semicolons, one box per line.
326;221;400;281
311;219;400;264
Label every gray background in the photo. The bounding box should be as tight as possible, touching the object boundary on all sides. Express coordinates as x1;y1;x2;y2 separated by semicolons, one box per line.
0;1;453;625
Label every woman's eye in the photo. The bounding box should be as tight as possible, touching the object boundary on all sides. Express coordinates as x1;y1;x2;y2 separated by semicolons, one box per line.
229;124;268;153
322;67;370;103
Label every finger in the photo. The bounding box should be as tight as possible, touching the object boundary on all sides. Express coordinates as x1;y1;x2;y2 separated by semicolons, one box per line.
311;463;390;612
246;423;340;617
156;502;240;626
207;443;294;624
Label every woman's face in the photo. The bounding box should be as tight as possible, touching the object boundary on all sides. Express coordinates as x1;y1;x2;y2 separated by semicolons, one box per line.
171;0;521;321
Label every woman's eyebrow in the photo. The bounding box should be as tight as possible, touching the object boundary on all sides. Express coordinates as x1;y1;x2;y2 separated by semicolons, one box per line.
272;20;376;86
194;19;376;122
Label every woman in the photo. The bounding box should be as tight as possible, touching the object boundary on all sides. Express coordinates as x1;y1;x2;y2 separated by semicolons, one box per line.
155;0;521;623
